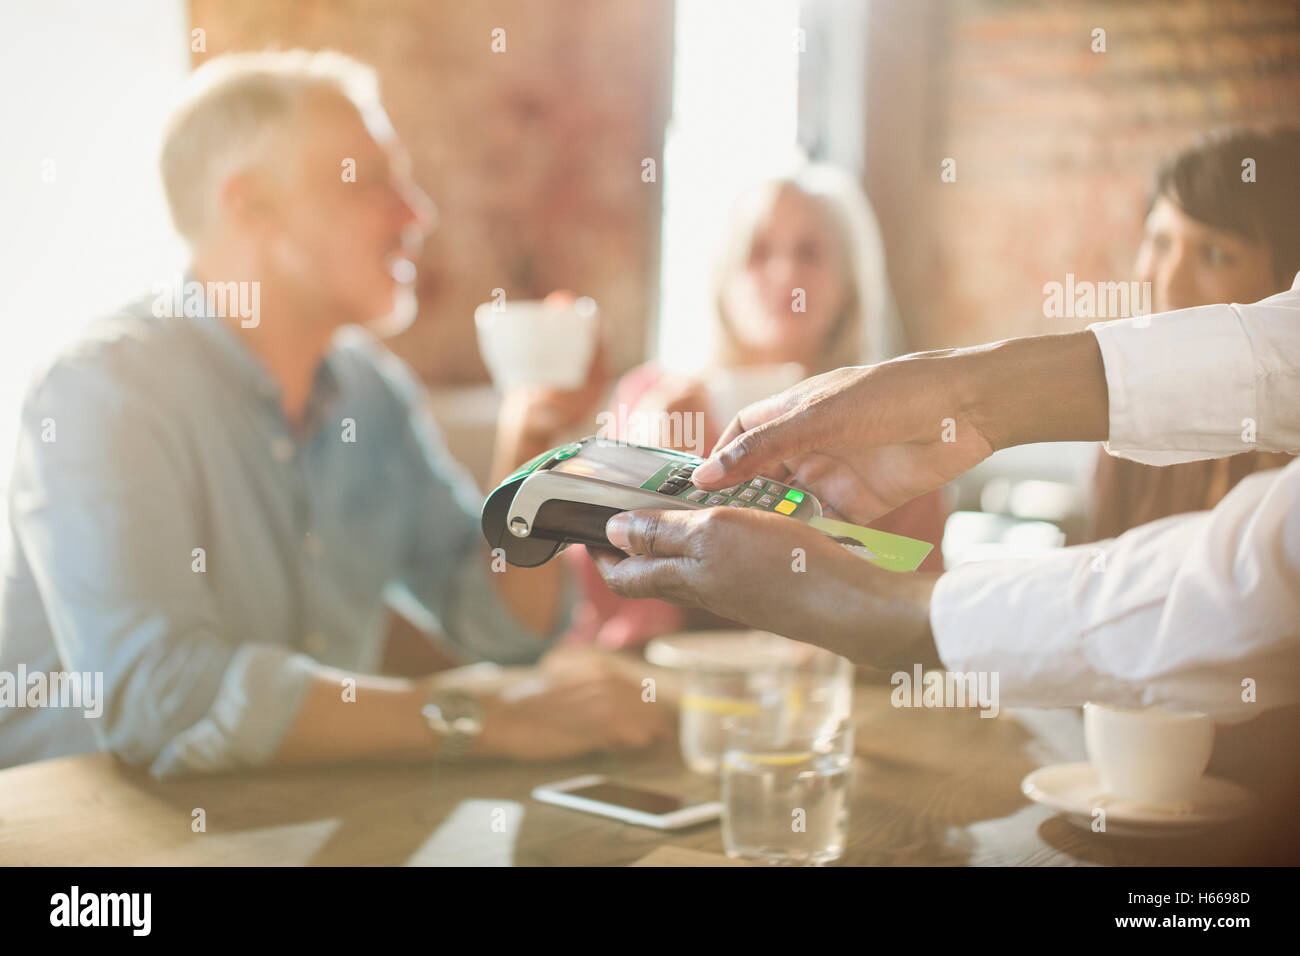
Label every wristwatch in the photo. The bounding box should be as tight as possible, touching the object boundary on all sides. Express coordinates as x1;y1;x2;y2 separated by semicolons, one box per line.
422;690;486;762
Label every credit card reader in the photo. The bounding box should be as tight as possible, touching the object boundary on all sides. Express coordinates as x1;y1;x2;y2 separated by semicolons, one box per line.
481;437;934;572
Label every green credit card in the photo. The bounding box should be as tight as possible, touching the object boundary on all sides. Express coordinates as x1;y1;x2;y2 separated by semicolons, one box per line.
808;515;934;572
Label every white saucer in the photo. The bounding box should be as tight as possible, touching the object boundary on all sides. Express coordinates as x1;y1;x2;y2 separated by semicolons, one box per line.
1021;762;1255;837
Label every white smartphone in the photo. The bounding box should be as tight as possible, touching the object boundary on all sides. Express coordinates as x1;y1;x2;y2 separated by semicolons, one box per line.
531;774;723;830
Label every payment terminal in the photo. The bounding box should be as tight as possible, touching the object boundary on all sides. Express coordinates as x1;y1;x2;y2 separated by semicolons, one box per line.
481;437;933;572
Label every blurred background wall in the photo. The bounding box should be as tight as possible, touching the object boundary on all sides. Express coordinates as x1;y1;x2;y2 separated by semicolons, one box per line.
863;0;1300;350
190;0;675;384
185;0;1300;375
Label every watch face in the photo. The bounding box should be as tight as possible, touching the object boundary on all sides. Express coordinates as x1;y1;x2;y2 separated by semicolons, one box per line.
428;693;484;734
424;694;483;762
449;714;483;735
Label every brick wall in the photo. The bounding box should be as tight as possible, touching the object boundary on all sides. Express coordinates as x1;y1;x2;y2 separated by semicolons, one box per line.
189;0;674;382
865;0;1300;351
186;0;1299;374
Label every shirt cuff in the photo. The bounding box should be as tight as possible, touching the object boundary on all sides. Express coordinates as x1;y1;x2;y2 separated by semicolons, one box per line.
1088;306;1255;465
148;643;325;778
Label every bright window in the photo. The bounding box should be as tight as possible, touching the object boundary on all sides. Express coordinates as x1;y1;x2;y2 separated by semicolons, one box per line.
0;0;190;491
655;0;802;374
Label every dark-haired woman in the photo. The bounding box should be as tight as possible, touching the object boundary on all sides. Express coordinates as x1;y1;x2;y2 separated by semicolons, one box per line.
1086;127;1299;542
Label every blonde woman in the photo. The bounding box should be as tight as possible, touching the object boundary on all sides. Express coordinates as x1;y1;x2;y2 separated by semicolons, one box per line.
565;163;948;649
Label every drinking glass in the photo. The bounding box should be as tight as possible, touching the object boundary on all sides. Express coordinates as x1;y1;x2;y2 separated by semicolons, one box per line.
721;716;854;865
679;641;851;775
679;663;788;775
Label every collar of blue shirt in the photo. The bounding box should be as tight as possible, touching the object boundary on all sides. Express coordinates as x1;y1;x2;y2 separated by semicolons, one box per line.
180;271;342;437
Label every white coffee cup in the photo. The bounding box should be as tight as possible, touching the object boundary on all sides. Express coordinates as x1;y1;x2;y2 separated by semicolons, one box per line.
474;296;598;390
1083;702;1215;804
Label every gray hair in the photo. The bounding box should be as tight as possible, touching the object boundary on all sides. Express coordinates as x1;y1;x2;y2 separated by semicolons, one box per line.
159;49;381;245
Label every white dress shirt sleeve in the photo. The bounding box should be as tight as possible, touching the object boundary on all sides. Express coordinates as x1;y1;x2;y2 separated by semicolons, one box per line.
931;461;1299;723
1087;277;1300;465
931;276;1300;722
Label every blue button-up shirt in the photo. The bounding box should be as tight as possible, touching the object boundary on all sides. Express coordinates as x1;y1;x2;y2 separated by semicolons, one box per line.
0;296;569;776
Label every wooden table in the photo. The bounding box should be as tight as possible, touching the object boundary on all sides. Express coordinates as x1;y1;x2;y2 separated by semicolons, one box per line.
0;683;1285;866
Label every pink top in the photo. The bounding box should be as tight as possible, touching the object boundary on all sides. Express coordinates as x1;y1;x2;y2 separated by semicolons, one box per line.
560;362;948;648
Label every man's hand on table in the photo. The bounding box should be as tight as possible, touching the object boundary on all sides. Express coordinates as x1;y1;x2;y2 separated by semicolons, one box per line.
437;653;672;762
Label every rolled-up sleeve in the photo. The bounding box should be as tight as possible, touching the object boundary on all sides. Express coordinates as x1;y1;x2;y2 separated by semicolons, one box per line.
149;643;324;777
9;358;323;775
424;534;577;664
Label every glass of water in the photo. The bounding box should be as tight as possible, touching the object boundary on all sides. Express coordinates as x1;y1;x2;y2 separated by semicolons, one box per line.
780;645;853;734
680;662;790;775
678;637;852;775
721;715;854;865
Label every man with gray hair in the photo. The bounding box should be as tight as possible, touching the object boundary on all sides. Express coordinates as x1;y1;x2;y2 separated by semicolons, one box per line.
0;50;666;775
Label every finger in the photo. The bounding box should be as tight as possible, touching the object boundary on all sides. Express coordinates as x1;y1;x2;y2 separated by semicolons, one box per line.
710;413;746;458
589;549;627;590
588;546;627;575
605;723;655;754
599;554;699;605
704;392;784;462
539;685;618;733
603;701;669;748
556;686;657;745
693;405;827;489
604;508;702;557
766;461;794;484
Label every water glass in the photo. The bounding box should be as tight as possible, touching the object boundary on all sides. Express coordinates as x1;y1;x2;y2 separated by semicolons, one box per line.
679;663;788;775
679;641;851;775
721;716;854;865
